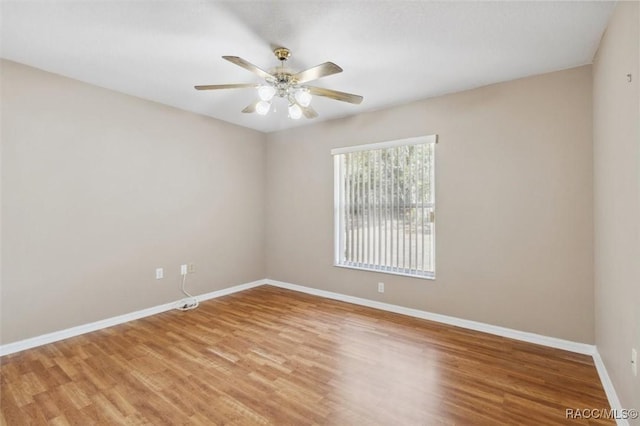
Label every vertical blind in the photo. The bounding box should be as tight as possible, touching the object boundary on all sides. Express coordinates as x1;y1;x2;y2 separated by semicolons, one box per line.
332;135;436;279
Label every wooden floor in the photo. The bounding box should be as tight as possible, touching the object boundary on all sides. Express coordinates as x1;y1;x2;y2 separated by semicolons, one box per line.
1;285;612;425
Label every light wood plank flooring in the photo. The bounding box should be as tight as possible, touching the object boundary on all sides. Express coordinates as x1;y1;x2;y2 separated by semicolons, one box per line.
1;285;612;425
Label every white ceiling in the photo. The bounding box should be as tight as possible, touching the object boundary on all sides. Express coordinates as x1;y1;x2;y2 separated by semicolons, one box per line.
1;1;615;133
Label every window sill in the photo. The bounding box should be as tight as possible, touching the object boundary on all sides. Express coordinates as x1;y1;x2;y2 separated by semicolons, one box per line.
334;263;435;280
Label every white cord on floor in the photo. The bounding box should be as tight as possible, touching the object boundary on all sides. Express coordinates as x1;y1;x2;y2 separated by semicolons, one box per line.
176;273;199;311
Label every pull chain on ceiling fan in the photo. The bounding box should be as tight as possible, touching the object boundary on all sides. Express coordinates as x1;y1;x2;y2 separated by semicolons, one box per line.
195;47;363;120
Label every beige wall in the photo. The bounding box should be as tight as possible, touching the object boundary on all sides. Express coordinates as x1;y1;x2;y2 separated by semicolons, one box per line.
593;1;640;417
0;60;266;344
266;66;594;343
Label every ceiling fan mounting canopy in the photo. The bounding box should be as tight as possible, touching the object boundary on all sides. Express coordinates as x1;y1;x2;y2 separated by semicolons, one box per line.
273;47;291;62
194;46;363;120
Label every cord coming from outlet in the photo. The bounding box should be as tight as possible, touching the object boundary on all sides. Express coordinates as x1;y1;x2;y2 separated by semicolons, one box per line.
176;271;199;311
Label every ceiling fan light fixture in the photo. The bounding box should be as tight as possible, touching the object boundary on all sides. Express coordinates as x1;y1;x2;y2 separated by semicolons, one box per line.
196;47;363;120
256;100;271;115
288;103;302;120
294;88;312;107
258;85;276;101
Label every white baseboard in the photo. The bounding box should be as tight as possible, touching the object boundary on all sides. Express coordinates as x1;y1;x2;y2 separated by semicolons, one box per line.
264;279;596;356
0;279;266;357
197;279;266;302
592;350;630;426
1;278;594;357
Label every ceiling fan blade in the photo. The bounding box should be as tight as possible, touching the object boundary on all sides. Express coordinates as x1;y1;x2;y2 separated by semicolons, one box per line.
293;62;343;84
306;86;363;104
222;56;273;80
241;101;259;113
300;105;319;119
194;83;258;91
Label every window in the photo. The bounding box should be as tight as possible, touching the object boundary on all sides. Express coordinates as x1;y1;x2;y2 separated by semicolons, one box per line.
332;135;436;279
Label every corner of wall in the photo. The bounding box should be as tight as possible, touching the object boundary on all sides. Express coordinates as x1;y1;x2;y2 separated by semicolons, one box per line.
592;0;640;420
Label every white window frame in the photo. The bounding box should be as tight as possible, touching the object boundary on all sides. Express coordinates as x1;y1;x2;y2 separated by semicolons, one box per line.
332;135;437;279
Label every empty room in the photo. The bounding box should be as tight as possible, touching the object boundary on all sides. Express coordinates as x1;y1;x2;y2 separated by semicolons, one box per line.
1;1;638;424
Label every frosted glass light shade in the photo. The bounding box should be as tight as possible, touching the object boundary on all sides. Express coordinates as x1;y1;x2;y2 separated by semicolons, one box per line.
288;103;302;119
294;89;312;107
256;100;271;115
258;85;276;101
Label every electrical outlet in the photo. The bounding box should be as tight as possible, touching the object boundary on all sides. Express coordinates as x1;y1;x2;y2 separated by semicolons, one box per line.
180;264;188;275
378;282;384;293
188;263;196;274
155;268;163;280
632;348;637;377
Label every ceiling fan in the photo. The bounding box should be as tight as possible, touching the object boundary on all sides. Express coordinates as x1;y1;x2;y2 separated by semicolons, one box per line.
195;47;363;120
